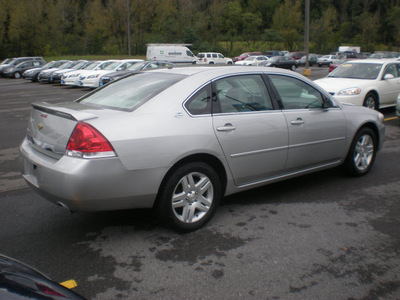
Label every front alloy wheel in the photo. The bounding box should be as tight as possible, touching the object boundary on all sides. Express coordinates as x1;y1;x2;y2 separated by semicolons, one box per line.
157;162;221;232
344;127;377;176
363;92;378;110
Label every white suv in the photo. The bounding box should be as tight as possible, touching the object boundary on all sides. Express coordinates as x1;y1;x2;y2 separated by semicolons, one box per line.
197;52;233;65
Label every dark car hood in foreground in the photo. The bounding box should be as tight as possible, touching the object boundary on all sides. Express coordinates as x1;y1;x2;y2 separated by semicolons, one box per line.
0;254;86;299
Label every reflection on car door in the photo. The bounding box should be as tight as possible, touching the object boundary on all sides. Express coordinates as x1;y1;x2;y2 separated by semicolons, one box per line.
212;75;288;186
268;75;347;172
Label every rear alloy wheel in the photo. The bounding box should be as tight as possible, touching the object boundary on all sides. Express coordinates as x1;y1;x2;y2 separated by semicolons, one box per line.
290;64;296;71
14;72;21;79
343;127;377;176
363;92;378;110
157;162;221;232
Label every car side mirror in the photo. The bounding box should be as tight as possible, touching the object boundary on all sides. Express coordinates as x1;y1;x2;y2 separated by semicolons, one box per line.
383;73;395;80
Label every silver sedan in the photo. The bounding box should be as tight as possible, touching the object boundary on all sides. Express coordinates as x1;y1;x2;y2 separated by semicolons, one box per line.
20;66;385;231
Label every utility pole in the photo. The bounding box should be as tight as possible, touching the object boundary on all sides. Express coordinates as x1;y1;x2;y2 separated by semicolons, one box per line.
303;0;311;76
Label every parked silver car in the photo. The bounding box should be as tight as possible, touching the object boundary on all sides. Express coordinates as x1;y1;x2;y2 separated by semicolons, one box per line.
20;67;385;231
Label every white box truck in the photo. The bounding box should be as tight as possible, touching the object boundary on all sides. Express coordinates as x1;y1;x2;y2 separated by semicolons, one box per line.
338;46;361;53
146;44;197;63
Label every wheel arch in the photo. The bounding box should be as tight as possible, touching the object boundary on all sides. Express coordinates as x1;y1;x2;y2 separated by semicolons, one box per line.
360;121;382;149
365;90;380;108
154;153;228;207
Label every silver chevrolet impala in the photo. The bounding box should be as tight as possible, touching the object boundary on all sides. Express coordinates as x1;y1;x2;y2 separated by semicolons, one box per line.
20;66;385;231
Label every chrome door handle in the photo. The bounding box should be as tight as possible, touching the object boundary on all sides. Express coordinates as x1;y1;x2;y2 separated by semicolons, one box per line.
217;123;237;132
291;118;305;125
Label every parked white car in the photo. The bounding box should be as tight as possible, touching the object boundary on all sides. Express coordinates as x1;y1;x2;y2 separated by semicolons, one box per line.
317;55;341;67
197;52;233;65
61;61;106;86
235;55;269;66
78;59;142;88
314;59;400;109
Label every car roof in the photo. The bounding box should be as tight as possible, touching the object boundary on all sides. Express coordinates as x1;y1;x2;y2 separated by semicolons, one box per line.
344;59;395;64
148;66;302;79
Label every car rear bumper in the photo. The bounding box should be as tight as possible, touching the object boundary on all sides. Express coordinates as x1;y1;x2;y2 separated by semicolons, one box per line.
20;138;162;211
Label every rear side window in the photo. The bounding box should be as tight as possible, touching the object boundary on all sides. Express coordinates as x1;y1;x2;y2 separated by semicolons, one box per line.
185;84;212;115
78;72;187;111
214;75;273;113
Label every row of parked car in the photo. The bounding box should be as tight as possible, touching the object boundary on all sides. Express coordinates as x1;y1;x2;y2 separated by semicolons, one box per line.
0;56;174;88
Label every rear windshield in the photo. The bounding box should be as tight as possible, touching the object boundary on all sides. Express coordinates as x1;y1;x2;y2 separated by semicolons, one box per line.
77;72;187;111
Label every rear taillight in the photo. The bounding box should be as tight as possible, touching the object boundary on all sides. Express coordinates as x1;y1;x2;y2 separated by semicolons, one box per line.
37;283;67;297
66;122;116;159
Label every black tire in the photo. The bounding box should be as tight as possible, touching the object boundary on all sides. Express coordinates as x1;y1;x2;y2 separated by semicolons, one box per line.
290;64;296;71
363;92;378;110
14;72;21;79
318;63;322;67
343;127;377;176
156;162;221;232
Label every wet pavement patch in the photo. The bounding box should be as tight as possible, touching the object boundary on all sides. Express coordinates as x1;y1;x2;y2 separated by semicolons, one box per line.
155;229;248;263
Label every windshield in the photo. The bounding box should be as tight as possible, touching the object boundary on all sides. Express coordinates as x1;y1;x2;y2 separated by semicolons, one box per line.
244;56;256;61
58;61;72;69
72;61;87;69
127;62;147;71
328;63;382;79
1;59;11;64
78;72;187;111
82;62;101;70
103;61;122;70
97;61;116;70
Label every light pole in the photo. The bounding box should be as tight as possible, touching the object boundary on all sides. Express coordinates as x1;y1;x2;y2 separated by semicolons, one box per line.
303;0;311;76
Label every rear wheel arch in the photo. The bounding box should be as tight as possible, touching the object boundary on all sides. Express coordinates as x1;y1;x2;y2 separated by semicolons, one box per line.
154;154;227;231
156;154;228;203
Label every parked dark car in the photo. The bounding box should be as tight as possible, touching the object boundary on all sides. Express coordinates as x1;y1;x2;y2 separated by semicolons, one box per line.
0;254;86;299
233;52;262;62
264;50;284;58
50;60;90;83
0;57;46;77
99;60;173;86
260;56;299;70
23;60;70;82
298;54;318;66
285;52;306;60
38;61;78;82
3;60;45;78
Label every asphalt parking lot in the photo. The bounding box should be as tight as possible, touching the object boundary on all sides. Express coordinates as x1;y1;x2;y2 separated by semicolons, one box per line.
0;71;400;299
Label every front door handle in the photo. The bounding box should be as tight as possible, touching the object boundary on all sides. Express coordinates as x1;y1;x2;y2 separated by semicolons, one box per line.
217;123;237;132
291;118;305;125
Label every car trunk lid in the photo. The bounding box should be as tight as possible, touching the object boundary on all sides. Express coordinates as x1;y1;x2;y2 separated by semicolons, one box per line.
27;101;103;159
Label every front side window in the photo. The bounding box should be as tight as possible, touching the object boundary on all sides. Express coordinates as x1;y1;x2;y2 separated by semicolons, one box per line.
269;75;330;109
214;75;273;113
383;63;400;78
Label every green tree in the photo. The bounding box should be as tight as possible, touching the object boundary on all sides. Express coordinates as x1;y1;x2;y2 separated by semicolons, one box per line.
272;0;302;51
310;6;338;53
222;0;242;53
